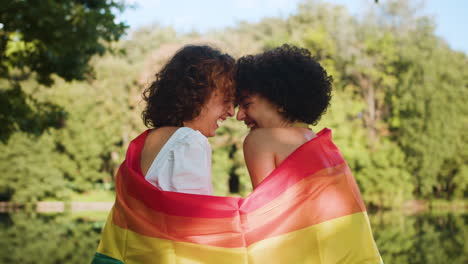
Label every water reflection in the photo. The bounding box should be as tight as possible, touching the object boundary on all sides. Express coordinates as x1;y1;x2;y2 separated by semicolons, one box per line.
0;211;466;263
370;211;468;264
0;212;104;264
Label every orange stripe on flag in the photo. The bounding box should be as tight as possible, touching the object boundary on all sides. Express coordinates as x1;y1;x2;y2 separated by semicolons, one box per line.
112;164;365;247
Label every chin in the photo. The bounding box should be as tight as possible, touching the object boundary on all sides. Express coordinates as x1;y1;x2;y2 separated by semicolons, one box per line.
203;129;216;137
201;132;214;137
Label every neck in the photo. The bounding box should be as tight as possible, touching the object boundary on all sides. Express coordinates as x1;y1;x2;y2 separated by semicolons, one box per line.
290;122;310;128
274;120;310;129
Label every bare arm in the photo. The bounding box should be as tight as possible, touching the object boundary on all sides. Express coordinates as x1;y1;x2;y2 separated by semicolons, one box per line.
243;129;276;189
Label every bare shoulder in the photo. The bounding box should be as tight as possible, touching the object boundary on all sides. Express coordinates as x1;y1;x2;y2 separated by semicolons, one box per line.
244;128;307;146
243;128;278;188
147;126;179;142
244;127;316;161
243;128;278;150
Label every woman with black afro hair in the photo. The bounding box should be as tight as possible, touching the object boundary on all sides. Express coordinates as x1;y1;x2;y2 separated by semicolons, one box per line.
235;44;333;188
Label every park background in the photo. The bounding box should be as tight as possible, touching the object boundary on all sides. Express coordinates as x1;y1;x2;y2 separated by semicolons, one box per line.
0;0;467;263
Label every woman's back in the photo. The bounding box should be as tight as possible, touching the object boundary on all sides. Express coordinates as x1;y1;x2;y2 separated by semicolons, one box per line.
140;126;179;175
243;127;316;188
270;127;316;166
140;127;213;195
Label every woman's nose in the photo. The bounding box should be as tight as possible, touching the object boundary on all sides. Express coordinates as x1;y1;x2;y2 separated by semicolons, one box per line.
226;103;235;117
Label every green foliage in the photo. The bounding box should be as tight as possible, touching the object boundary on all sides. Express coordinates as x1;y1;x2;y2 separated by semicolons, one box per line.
0;0;127;142
0;131;70;202
0;81;65;142
210;118;252;196
392;30;468;198
0;0;127;84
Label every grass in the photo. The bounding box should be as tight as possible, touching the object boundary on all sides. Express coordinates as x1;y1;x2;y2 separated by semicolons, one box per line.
69;210;110;221
39;189;115;203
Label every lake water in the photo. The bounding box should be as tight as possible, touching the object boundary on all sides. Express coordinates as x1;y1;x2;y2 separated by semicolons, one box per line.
0;211;466;263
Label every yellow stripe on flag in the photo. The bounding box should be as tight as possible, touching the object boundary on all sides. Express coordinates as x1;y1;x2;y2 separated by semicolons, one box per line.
97;211;382;264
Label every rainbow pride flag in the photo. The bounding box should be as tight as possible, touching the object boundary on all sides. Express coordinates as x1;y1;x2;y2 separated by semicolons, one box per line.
92;129;383;264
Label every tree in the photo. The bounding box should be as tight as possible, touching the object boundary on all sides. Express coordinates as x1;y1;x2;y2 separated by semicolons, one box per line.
0;0;127;84
0;24;180;202
0;0;127;142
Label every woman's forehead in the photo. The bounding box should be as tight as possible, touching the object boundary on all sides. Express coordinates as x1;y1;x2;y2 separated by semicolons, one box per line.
238;90;255;99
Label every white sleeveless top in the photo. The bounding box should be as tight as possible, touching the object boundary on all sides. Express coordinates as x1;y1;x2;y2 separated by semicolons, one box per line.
144;127;213;195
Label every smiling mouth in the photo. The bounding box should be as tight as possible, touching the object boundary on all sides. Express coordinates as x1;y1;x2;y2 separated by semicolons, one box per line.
245;121;257;129
217;118;226;127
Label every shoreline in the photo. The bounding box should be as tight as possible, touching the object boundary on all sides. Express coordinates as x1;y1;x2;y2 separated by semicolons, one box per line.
0;199;466;213
0;201;113;213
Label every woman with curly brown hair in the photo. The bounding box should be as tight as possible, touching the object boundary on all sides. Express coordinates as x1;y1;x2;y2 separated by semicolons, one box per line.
139;45;235;195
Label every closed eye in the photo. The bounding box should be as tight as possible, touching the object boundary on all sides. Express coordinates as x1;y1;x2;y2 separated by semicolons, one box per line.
242;102;252;108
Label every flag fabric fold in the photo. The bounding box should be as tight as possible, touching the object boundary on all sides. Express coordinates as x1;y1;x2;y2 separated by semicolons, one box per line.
92;128;383;264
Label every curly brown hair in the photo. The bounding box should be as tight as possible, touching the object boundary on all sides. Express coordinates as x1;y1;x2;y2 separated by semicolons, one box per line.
235;44;332;125
142;45;235;128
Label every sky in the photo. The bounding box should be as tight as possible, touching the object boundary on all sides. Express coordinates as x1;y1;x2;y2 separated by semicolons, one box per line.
119;0;468;54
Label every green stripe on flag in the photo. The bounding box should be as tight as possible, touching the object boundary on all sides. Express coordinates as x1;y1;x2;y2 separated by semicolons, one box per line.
91;253;124;264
